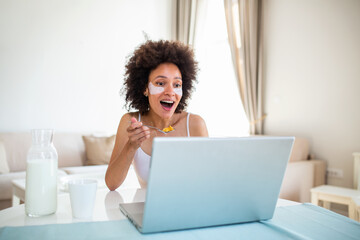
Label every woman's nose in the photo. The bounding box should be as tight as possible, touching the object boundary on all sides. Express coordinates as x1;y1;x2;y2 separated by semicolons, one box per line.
164;85;175;95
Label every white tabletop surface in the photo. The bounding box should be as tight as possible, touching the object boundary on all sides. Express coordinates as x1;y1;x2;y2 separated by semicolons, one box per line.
0;188;145;227
0;187;298;227
311;185;360;197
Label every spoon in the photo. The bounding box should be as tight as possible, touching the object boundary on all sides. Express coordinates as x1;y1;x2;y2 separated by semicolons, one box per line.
128;120;175;134
143;125;175;134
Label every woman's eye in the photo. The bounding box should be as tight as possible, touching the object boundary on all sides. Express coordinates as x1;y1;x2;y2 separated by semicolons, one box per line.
174;83;182;88
156;82;164;86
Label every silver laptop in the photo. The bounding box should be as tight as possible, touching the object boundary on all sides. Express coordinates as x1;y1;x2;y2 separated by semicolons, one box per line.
119;136;294;233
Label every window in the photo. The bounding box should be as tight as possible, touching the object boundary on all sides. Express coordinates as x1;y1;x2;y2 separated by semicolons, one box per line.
188;0;249;137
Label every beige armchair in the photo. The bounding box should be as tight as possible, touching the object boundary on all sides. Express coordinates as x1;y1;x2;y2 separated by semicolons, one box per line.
279;137;326;203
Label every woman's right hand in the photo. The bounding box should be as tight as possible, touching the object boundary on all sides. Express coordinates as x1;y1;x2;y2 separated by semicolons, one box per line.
106;114;150;191
127;117;150;149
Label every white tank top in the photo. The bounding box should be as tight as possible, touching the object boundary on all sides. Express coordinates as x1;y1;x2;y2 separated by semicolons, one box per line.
133;113;191;187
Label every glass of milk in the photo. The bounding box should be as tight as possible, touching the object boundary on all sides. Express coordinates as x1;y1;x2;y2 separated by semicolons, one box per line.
25;129;58;217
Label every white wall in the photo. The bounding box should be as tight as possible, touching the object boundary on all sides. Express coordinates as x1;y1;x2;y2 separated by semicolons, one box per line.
263;0;360;188
0;0;172;134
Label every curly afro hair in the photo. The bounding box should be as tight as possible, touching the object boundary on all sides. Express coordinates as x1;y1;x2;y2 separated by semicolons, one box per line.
123;40;198;114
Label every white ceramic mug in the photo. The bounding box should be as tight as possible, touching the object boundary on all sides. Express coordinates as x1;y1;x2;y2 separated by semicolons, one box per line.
68;179;97;219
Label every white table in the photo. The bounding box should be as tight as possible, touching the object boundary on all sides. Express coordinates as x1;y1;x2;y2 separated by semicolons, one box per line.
1;187;146;227
311;185;360;221
0;186;298;228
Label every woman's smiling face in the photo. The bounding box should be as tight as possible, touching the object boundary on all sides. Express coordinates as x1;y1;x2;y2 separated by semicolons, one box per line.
145;63;183;119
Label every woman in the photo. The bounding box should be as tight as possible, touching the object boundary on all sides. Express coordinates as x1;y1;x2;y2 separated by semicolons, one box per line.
105;40;208;191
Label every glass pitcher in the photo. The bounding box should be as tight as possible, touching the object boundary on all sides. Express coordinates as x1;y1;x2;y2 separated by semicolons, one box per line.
25;129;58;217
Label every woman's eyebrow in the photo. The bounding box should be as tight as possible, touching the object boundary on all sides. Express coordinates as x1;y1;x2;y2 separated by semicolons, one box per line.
154;75;168;79
154;75;182;80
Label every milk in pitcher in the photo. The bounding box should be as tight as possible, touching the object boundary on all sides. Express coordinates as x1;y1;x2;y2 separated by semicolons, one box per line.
25;158;57;216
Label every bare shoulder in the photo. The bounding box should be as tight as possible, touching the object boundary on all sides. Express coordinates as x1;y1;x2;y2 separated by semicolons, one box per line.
119;112;138;125
116;112;139;136
188;113;209;137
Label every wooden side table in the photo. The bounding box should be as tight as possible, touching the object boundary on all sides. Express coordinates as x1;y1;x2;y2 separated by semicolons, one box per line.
11;179;26;206
311;185;360;221
351;197;360;221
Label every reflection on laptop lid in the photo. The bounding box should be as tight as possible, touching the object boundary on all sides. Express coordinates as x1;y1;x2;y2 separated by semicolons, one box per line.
120;136;294;233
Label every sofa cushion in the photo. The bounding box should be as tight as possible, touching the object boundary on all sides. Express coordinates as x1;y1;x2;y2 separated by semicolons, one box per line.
0;142;9;174
289;137;310;162
53;133;87;167
82;135;115;165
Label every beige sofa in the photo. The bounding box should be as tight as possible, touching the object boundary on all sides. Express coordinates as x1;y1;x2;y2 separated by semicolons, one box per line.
279;137;326;202
0;132;116;210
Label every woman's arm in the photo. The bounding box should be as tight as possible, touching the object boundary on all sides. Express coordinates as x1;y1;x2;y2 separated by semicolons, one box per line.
189;114;209;137
105;113;150;191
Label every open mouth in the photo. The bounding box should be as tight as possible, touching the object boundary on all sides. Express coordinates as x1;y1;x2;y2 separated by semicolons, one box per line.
160;100;174;110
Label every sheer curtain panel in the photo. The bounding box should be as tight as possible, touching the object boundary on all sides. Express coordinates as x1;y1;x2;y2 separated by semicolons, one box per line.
224;0;265;135
172;0;206;46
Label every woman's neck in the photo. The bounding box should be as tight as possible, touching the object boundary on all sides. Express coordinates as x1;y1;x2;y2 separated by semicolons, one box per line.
142;111;179;129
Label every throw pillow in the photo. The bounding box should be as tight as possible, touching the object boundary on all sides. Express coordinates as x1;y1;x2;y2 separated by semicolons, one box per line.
82;135;116;165
0;141;10;173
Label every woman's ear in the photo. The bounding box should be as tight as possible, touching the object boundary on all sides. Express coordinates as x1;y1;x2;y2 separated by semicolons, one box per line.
144;88;149;97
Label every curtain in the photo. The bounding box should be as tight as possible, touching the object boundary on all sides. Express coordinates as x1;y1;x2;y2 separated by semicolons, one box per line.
224;0;265;135
172;0;206;46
